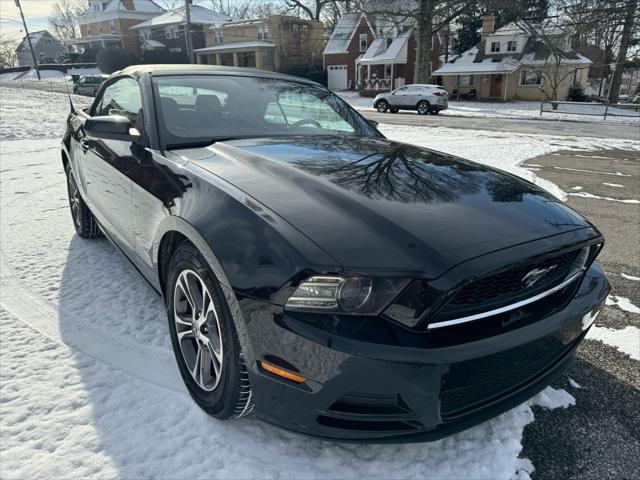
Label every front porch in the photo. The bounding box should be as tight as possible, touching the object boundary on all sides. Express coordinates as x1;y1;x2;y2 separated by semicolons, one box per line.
64;35;125;51
194;41;277;71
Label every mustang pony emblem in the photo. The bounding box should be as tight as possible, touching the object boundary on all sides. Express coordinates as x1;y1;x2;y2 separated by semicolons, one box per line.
522;265;557;287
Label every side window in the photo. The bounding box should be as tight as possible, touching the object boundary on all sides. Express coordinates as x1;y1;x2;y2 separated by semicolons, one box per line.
94;77;142;123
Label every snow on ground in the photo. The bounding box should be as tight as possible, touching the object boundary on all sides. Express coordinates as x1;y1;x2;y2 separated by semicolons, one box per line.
16;68;101;82
0;87;92;140
338;91;640;125
587;326;640;361
0;86;636;479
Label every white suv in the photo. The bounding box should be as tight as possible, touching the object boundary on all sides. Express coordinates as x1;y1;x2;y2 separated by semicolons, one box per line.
373;84;448;115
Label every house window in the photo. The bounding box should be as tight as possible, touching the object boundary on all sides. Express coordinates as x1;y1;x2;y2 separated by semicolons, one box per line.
109;20;115;33
520;70;544;86
456;74;474;86
98;23;103;33
490;41;500;53
507;40;517;52
139;30;150;42
213;29;224;45
258;25;269;41
359;33;368;52
165;26;179;39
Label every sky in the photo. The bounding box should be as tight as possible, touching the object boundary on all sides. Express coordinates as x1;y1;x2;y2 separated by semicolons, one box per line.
0;0;58;42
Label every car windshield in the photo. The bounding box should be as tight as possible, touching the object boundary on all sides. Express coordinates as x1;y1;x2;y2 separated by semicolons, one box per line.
153;75;378;148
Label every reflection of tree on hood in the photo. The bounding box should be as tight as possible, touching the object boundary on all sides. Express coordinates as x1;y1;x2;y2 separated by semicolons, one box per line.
484;174;543;203
293;140;482;204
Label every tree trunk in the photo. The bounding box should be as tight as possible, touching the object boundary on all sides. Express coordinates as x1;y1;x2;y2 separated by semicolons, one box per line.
607;0;637;103
414;0;433;84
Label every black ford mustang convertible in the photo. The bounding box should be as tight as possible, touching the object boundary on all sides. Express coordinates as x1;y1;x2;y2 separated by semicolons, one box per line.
61;65;609;442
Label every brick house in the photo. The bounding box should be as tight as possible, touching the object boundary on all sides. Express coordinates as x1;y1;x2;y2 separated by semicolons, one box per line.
323;12;441;91
129;4;231;54
194;16;324;73
65;0;164;52
16;30;65;66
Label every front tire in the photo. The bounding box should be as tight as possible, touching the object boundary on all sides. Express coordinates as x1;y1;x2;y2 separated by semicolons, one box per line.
65;163;102;239
417;100;430;115
166;242;254;419
376;99;389;113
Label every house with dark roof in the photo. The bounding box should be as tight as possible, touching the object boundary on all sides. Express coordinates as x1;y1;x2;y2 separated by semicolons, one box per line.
16;30;64;66
323;12;441;92
129;4;231;54
433;17;592;101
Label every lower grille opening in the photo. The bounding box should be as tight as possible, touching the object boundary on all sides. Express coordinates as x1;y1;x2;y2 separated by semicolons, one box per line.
440;332;584;419
317;416;421;432
317;392;423;432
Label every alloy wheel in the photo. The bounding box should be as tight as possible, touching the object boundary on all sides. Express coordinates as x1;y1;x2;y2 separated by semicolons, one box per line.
417;101;429;115
376;100;388;113
173;269;224;392
67;171;81;228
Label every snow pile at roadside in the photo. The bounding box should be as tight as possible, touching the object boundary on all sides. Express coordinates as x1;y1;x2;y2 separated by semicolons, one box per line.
378;123;640;201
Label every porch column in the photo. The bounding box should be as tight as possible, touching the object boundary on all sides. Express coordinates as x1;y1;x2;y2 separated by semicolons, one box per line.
232;52;239;67
101;39;105;47
216;53;221;65
503;72;509;101
255;50;263;69
390;63;394;90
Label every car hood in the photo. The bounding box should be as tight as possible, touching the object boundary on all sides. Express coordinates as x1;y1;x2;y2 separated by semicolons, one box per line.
188;135;592;277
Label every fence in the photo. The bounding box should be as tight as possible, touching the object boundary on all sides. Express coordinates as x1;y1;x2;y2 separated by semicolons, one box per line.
540;100;640;120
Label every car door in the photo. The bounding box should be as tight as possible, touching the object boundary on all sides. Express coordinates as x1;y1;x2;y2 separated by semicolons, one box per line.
397;86;419;107
81;76;143;257
390;86;409;107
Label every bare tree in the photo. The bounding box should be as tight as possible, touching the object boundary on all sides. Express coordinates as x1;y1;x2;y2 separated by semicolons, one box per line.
607;0;639;101
48;0;88;41
0;41;19;68
283;0;355;21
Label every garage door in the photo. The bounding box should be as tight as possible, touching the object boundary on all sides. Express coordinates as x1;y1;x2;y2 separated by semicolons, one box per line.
328;65;348;91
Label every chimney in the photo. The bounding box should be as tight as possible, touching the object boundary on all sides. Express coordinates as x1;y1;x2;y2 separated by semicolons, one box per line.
481;15;495;40
122;0;134;10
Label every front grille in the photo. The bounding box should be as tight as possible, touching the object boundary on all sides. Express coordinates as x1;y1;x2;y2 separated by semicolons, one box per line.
434;248;581;321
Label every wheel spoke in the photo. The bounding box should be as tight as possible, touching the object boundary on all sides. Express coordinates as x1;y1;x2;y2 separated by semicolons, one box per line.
191;344;202;384
206;341;222;379
177;329;194;341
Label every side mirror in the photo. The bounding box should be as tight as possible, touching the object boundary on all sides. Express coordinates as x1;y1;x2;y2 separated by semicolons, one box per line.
85;115;141;142
368;119;379;127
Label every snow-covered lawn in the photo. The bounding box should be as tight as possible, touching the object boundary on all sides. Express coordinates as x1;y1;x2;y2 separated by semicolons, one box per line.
0;87;638;479
338;91;640;124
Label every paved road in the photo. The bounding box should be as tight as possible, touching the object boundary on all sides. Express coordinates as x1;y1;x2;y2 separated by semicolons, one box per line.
363;110;640;141
519;148;640;480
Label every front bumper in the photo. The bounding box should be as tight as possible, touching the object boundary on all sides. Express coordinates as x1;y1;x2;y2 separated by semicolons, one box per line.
239;263;609;443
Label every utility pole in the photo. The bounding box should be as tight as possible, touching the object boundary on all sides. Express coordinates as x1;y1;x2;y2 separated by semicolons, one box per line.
608;0;638;103
184;0;193;63
15;0;40;80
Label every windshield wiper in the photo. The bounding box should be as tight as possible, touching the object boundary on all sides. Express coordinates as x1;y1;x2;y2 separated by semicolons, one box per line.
165;136;249;150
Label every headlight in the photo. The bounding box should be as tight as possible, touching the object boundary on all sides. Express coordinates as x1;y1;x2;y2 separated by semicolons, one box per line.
285;276;409;314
